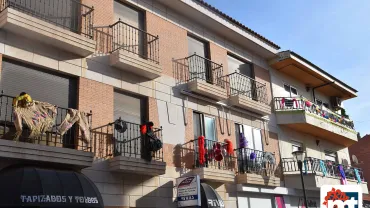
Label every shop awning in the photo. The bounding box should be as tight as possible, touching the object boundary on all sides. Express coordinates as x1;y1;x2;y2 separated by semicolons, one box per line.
200;183;225;208
0;166;103;208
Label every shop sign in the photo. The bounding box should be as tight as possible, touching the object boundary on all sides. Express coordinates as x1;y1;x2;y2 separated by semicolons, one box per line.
320;185;362;208
176;175;201;207
20;195;99;204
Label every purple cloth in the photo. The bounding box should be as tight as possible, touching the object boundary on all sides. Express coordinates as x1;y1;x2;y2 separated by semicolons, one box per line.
250;152;256;160
338;165;347;184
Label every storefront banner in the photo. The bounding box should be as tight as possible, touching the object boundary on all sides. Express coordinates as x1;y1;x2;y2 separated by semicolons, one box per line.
176;175;201;207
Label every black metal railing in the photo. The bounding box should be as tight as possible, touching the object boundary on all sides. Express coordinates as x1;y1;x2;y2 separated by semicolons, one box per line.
0;94;92;151
0;0;94;38
110;20;159;63
274;97;355;130
235;148;276;175
282;157;365;182
173;54;224;88
223;72;268;104
182;138;235;171
91;120;163;161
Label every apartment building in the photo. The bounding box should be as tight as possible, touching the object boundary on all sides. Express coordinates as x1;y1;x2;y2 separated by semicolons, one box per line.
269;51;367;207
0;0;363;208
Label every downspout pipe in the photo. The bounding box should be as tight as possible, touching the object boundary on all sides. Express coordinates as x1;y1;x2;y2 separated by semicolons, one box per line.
312;81;335;102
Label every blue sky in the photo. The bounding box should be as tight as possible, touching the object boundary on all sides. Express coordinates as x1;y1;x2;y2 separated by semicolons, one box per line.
204;0;370;136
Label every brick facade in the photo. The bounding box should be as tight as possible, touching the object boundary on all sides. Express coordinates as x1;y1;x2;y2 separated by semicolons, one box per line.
349;135;370;191
146;12;188;77
254;65;273;105
82;0;114;26
210;42;228;75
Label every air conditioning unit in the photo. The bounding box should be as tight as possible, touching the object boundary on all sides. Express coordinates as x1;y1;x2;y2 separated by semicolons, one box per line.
330;97;342;109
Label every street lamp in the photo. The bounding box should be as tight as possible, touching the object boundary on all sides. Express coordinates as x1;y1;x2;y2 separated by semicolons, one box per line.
292;150;308;208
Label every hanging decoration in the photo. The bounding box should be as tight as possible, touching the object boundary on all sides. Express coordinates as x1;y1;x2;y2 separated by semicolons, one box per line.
319;160;327;176
198;136;205;165
354;168;362;184
213;143;223;162
303;160;308;175
224;139;233;155
250;152;256;160
140;121;163;161
239;133;248;148
263;152;276;165
338;165;347;185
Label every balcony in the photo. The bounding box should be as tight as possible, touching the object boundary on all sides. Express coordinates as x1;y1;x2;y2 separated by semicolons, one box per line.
181;138;235;183
274;97;357;146
282;157;368;194
0;94;93;169
0;0;96;56
91;120;166;176
234;148;280;186
174;54;228;101
94;20;162;79
224;72;271;116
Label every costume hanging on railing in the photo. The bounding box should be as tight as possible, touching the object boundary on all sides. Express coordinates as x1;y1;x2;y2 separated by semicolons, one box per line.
12;93;57;141
114;117;127;133
224;139;233;155
354;168;362;184
140;121;163;161
213;143;223;161
338;165;347;185
319;160;328;176
198;136;205;165
303;160;308;175
58;109;91;142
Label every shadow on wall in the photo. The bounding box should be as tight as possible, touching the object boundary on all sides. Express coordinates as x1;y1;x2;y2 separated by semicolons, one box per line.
136;180;176;208
173;143;195;176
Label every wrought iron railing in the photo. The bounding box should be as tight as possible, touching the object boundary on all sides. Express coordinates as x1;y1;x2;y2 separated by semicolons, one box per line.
282;157;365;182
173;54;225;88
93;20;159;63
274;97;355;130
235;147;276;175
91;120;163;161
181;138;235;171
0;0;94;38
223;72;268;104
0;94;92;151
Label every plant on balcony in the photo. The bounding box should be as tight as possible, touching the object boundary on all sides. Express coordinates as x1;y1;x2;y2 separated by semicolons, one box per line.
341;108;349;119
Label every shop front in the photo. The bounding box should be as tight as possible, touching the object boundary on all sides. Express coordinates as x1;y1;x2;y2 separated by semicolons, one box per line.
0;166;104;208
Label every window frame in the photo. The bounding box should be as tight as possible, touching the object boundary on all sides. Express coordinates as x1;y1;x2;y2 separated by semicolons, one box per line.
283;83;298;97
235;123;263;151
193;111;217;141
187;34;210;59
291;140;303;153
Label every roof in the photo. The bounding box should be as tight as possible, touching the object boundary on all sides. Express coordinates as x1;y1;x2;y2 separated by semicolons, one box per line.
194;0;280;50
279;50;358;93
286;50;358;93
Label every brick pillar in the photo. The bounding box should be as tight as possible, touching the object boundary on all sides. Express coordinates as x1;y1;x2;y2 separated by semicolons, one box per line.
78;77;114;158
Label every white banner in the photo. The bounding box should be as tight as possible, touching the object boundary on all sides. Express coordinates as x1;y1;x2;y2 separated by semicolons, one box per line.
176;175;201;207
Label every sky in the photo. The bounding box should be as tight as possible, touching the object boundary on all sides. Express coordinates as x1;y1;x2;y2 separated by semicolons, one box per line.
204;0;370;136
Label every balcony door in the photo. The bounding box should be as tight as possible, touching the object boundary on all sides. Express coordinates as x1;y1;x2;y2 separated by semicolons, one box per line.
227;55;256;99
187;35;211;82
114;1;145;57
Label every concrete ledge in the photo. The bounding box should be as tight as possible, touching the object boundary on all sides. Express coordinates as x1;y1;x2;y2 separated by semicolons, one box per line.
0;139;93;169
228;95;271;116
0;8;96;56
108;156;166;176
235;173;280;187
110;50;162;79
276;110;357;147
191;167;235;183
187;79;227;101
284;173;368;194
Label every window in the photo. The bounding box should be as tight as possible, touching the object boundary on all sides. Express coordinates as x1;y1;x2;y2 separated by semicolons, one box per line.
283;83;298;97
235;124;263;151
325;151;337;162
227;54;254;78
114;91;147;124
193;112;216;141
292;141;303;152
187;35;210;81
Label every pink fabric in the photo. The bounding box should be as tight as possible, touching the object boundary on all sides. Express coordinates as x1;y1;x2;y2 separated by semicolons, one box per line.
275;196;286;208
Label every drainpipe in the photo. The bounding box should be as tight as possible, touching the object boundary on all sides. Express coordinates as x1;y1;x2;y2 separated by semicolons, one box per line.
312;81;335;102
